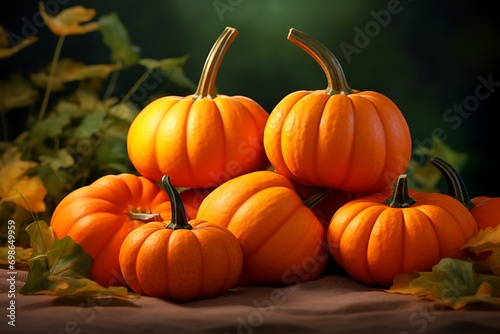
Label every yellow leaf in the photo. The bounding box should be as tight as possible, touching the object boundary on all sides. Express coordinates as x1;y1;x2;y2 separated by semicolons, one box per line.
0;25;38;59
0;247;34;264
67;63;123;82
39;2;99;36
30;58;121;89
0;147;38;196
462;225;500;275
3;176;47;212
0;72;39;112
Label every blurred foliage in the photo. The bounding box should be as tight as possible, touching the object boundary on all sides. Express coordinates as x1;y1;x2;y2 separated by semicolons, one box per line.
0;2;193;247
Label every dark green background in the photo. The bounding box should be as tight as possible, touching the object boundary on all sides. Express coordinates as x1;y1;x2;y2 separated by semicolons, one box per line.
1;0;499;196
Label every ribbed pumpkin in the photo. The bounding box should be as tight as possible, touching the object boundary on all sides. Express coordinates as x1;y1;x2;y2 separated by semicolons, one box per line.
119;176;242;302
264;28;412;193
430;157;500;230
327;174;478;286
127;26;269;189
196;170;329;285
50;173;173;287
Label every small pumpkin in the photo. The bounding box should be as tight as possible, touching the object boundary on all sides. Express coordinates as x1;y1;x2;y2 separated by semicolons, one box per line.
50;173;173;287
430;157;500;230
119;175;242;302
264;28;412;193
196;170;329;285
127;26;269;189
327;174;478;286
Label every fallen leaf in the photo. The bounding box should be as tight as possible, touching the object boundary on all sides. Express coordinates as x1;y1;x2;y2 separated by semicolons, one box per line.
387;258;500;310
39;2;99;36
462;225;500;275
0;247;34;265
20;221;137;300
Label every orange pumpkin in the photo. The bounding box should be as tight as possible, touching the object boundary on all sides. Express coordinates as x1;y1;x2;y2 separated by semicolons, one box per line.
196;170;329;285
264;28;412;193
50;173;173;287
327;174;478;286
119;176;242;302
430;157;500;230
127;26;269;189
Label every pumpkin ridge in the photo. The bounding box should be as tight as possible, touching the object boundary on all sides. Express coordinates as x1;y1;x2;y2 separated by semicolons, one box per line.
317;94;356;189
190;229;206;298
401;208;440;272
182;103;197;186
419;194;475;241
334;95;357;190
313;94;332;185
238;189;304;264
347;206;384;285
361;96;389;191
283;92;326;184
197;225;231;296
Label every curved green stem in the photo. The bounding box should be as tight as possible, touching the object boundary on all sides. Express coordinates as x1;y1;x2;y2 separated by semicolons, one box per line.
384;174;416;208
121;66;153;105
162;175;192;230
287;28;354;95
302;188;332;210
38;34;65;123
429;157;475;210
192;26;238;100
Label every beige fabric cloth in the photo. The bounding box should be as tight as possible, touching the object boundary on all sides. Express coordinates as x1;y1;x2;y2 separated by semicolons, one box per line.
1;268;500;334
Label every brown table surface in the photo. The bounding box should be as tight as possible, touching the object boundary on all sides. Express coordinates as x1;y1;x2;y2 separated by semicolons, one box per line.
1;267;500;334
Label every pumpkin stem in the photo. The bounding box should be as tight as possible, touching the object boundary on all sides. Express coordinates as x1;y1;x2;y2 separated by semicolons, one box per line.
384;174;416;208
192;26;238;100
302;189;332;210
162;175;192;230
287;28;354;95
429;157;475;210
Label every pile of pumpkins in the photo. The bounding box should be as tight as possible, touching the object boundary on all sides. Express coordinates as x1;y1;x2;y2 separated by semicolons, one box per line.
50;27;499;302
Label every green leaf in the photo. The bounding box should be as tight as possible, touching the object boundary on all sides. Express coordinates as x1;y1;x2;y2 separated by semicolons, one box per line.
99;12;140;68
386;258;500;309
164;66;196;90
25;220;55;260
39;148;75;171
74;110;106;137
20;220;137;300
138;56;196;90
30;112;71;142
